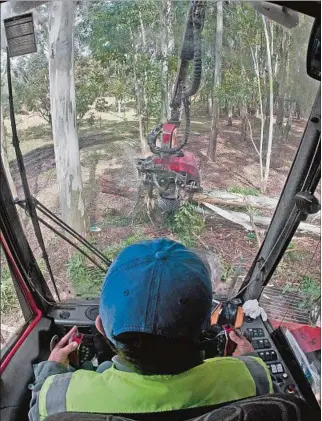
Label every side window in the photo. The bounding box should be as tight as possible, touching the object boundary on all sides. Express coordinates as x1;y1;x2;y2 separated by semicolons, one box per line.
0;255;25;350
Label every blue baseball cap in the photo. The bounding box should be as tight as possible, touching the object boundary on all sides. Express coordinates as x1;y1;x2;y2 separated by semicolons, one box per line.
99;238;212;345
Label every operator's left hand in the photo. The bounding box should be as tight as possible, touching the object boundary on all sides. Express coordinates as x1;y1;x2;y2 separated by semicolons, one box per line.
229;329;254;356
48;326;78;367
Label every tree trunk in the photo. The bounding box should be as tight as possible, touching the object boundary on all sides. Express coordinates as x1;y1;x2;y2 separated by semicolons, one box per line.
262;17;274;194
275;28;288;138
130;28;149;155
160;0;172;121
117;99;121;114
48;0;86;235
208;96;213;117
283;101;296;141
227;103;233;126
1;105;17;197
207;1;223;161
138;10;149;134
250;46;264;185
48;113;53;130
240;103;248;142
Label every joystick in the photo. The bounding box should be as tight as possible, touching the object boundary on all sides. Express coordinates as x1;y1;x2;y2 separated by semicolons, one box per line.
69;331;84;368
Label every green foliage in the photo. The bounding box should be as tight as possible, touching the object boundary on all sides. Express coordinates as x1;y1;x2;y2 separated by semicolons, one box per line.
284;242;302;262
166;203;205;247
282;275;320;310
67;233;147;296
246;231;257;243
102;209;131;228
0;266;19;313
66;252;105;297
228;185;260;196
247;206;261;216
220;258;235;282
74;57;108;119
12;52;51;124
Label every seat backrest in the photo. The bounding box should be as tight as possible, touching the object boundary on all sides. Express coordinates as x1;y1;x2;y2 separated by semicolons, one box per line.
44;393;320;421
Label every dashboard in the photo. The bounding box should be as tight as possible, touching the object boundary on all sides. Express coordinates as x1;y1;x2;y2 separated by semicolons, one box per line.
48;300;315;402
47;299;114;366
241;316;298;394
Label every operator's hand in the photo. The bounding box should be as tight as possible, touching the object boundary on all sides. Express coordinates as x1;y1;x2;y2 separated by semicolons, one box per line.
48;326;78;367
229;329;254;357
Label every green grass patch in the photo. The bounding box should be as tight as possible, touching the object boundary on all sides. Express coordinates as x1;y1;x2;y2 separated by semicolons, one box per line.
282;275;320;310
165;203;205;247
1;266;19;313
246;231;257;243
228;185;260;196
67;232;147;297
247;206;261;216
102;209;132;228
220;258;235;282
284;242;302;262
22;124;52;141
66;253;104;297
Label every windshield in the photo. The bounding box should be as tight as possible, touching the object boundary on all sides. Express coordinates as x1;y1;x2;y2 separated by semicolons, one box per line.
0;0;320;376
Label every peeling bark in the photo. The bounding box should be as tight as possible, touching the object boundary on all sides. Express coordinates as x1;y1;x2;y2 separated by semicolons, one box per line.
262;17;274;194
48;0;86;235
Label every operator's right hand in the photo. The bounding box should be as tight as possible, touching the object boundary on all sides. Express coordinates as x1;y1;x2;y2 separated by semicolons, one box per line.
229;329;254;356
48;326;78;367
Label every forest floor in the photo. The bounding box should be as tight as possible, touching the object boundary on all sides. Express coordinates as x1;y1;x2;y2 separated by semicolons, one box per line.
2;109;321;345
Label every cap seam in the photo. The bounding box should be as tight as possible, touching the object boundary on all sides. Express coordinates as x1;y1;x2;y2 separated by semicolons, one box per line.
145;258;160;330
153;261;163;332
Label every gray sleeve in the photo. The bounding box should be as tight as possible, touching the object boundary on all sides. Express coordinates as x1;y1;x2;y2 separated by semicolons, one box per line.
243;352;281;393
28;361;72;421
96;360;113;373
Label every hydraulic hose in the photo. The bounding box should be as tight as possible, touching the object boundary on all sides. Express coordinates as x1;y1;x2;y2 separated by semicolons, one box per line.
148;1;205;155
184;2;205;98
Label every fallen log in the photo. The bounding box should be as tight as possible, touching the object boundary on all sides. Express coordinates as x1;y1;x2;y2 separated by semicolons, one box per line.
201;202;321;237
194;190;278;210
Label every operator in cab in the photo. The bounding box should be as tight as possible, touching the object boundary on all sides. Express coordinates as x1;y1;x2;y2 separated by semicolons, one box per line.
29;238;274;421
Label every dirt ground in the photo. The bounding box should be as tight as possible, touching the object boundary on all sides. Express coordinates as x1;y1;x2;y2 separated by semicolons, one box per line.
2;111;320;341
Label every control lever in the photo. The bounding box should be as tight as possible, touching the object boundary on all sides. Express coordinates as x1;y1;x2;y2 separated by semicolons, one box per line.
222;325;238;356
50;330;87;369
68;331;84;368
202;324;238;358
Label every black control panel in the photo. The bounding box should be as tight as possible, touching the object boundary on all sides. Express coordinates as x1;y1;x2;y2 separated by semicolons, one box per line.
48;299;100;327
47;299;114;366
242;317;299;394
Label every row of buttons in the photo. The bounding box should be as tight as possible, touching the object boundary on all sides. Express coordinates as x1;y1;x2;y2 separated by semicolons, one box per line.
257;350;278;361
252;339;271;349
246;328;265;338
268;363;285;374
